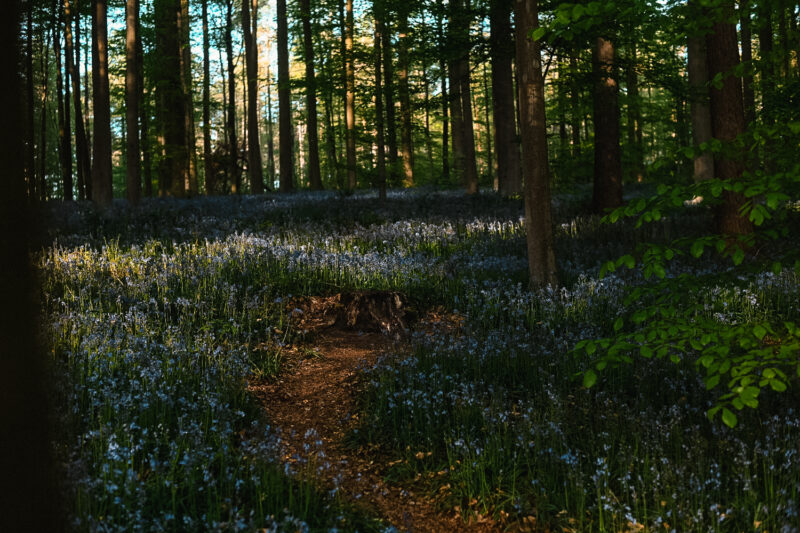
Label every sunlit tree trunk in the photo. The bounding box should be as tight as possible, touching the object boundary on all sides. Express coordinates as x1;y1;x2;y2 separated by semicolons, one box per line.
591;36;623;212
343;0;357;190
92;0;113;206
515;0;557;287
277;0;294;191
397;5;413;186
126;0;141;205
300;0;322;190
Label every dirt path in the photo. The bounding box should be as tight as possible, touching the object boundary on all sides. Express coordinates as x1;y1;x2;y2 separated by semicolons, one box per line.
248;330;497;532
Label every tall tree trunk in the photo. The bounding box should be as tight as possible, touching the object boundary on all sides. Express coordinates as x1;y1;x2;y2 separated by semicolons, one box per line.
154;0;188;197
397;5;413;186
126;0;141;205
300;0;322;190
277;0;294;191
65;0;90;200
243;0;264;193
626;43;643;181
374;4;387;199
322;57;338;184
688;32;714;181
449;0;478;194
202;0;211;193
707;3;752;236
343;0;357;190
92;0;112;206
26;2;35;200
569;54;581;156
422;65;433;164
740;3;756;126
490;0;521;195
758;6;774;124
39;33;50;202
180;0;197;195
591;36;623;212
436;0;449;182
224;0;238;193
482;62;493;187
515;0;557;287
55;13;73;201
448;62;464;186
266;65;276;186
382;15;399;183
138;22;151;197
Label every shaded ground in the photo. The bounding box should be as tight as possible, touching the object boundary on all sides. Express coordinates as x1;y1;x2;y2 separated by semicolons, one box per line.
248;328;497;532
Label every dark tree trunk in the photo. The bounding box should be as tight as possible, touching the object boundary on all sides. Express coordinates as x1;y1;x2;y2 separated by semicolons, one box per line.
342;0;357;190
626;43;643;180
322;56;338;184
758;6;774;124
25;2;35;199
490;0;521;195
382;15;399;183
92;0;112;206
224;0;238;193
154;0;188;197
515;0;557;287
436;0;449;182
482;62;493;186
688;31;714;181
706;3;752;237
266;65;276;186
137;23;151;197
55;13;73;201
65;0;90;200
740;4;756;126
202;0;211;193
300;0;322;190
374;3;387;200
277;0;294;191
180;0;197;195
422;64;433;164
448;61;464;187
397;5;413;186
126;0;141;205
243;0;264;193
39;31;50;202
449;0;478;194
570;54;581;156
591;36;623;212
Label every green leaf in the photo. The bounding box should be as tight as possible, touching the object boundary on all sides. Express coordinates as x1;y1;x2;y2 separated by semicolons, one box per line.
585;341;597;355
722;408;738;428
753;324;767;340
613;317;624;332
691;240;704;258
732;247;745;266
772;261;783;275
705;374;720;390
770;379;787;392
583;369;598;388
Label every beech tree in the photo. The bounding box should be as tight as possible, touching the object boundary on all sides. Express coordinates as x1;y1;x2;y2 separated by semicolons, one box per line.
91;0;112;206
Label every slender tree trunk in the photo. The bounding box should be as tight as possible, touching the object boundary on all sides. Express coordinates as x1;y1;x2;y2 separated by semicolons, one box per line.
515;0;557;287
490;0;521;195
277;0;294;191
138;22;151;197
450;0;478;194
382;15;399;183
397;5;413;186
126;0;141;204
55;14;73;201
65;0;90;200
688;33;714;181
436;0;449;182
300;0;322;190
448;62;465;186
154;0;188;197
374;4;387;199
778;6;790;78
243;0;264;193
202;0;211;193
39;33;50;202
266;65;276;186
26;2;35;199
179;0;197;195
707;3;752;236
570;54;581;156
758;6;774;124
591;36;623;212
482;62;493;186
322;57;338;184
92;0;112;206
224;0;238;193
343;0;357;190
626;43;643;181
740;4;756;126
422;66;433;164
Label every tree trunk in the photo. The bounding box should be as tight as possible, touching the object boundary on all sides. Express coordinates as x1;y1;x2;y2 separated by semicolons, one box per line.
570;54;581;156
515;0;557;287
266;65;276;186
450;0;478;194
138;22;151;197
374;3;387;200
179;0;197;195
224;0;238;193
382;15;399;184
397;5;413;186
25;2;35;200
758;6;774;125
706;3;752;237
126;0;141;205
201;0;211;193
277;0;294;191
92;0;112;206
688;31;714;182
436;0;449;182
626;43;643;181
300;0;322;190
55;13;73;201
591;36;623;212
490;0;521;195
422;65;433;164
482;62;493;186
39;32;50;202
65;0;90;200
343;0;357;191
154;0;188;197
322;56;339;184
740;4;756;126
243;0;264;193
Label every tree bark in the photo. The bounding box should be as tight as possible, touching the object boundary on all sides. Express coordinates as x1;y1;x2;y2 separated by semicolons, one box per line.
422;65;433;164
266;65;276;186
224;0;238;193
277;0;294;191
126;0;141;205
626;43;643;181
154;0;188;197
92;0;113;206
38;31;50;201
25;1;35;200
243;0;264;193
343;0;357;191
397;5;413;186
482;62;493;186
490;0;521;195
449;0;478;194
202;0;211;193
55;10;73;201
382;15;399;184
374;2;387;199
740;4;756;126
300;0;322;190
706;3;752;236
436;0;449;182
65;0;90;200
179;0;197;195
591;36;623;212
688;32;714;182
569;54;581;156
138;22;151;197
758;6;774;125
515;0;557;287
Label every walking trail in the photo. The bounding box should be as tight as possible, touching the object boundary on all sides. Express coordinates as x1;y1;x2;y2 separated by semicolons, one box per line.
248;328;498;532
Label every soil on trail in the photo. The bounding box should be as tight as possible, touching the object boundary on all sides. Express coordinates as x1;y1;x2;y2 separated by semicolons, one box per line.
248;329;497;532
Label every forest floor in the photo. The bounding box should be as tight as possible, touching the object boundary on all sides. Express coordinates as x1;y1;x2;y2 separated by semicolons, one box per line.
249;325;497;532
